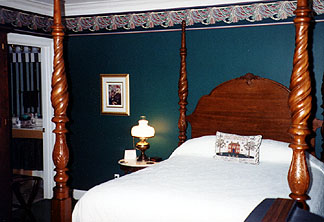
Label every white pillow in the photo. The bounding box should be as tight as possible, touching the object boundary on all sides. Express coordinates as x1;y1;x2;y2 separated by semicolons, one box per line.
169;135;216;158
259;139;292;163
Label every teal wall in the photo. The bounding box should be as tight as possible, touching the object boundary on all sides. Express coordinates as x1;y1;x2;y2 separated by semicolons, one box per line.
66;23;324;190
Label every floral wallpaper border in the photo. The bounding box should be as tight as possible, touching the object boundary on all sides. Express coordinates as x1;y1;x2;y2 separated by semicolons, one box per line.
0;0;323;34
0;7;53;33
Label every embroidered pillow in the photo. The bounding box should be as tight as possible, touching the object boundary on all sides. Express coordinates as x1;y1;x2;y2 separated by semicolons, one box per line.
214;131;262;164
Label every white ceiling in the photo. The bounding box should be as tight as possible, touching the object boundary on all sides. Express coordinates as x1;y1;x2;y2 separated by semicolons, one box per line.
0;0;262;16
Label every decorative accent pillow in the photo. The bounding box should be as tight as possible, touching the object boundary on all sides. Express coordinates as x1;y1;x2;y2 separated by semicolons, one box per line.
214;131;262;164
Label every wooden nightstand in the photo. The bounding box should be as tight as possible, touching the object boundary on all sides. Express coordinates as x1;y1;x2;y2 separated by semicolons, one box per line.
118;157;162;174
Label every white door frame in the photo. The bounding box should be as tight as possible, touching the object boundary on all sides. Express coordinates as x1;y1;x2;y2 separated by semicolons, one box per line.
8;33;55;199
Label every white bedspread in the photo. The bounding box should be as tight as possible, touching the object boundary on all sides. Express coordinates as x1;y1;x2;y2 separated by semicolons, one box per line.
72;138;324;222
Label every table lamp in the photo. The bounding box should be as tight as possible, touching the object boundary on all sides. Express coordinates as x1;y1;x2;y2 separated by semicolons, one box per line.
131;116;155;161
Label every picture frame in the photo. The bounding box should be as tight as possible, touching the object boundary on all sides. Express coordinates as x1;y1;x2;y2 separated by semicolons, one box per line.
100;74;130;115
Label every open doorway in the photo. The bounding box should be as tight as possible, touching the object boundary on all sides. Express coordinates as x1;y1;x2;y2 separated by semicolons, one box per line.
8;33;55;199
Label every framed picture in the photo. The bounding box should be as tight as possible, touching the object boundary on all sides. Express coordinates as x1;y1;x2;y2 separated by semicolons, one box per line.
101;74;130;115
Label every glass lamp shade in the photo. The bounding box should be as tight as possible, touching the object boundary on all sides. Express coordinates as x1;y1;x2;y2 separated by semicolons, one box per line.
131;118;155;138
131;116;155;161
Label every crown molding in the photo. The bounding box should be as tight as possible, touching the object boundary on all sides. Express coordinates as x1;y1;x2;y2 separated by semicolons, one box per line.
65;0;298;33
64;0;263;16
1;0;323;35
0;0;265;17
0;0;53;16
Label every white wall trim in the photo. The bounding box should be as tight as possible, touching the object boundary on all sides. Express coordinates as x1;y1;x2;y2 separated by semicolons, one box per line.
31;170;43;178
73;189;88;200
0;0;53;16
7;33;55;199
0;0;263;16
64;0;263;16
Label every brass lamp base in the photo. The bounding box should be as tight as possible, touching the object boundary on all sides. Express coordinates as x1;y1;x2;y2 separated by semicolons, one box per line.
136;140;150;162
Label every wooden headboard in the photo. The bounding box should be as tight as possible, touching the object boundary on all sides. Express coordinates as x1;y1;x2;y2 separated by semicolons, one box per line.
187;73;292;143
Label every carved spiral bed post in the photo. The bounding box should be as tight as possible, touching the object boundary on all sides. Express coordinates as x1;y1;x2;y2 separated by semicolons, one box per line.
51;0;72;221
288;0;312;210
178;20;188;146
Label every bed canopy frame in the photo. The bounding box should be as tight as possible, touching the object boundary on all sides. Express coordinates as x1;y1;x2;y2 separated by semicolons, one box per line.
50;0;317;221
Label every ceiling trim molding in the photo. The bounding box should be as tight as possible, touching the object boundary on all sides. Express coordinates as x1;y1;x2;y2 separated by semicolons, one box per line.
65;0;299;33
0;0;323;35
0;0;266;17
0;0;53;16
63;0;264;16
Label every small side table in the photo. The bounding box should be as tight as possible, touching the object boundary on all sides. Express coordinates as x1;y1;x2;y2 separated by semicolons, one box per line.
118;157;161;174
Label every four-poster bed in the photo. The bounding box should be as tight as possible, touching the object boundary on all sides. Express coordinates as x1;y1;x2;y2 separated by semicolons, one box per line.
50;0;324;221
